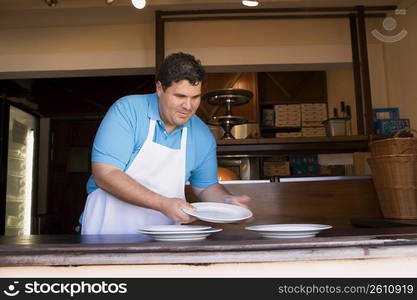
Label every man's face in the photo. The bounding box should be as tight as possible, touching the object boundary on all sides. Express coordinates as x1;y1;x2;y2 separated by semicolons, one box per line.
156;79;202;133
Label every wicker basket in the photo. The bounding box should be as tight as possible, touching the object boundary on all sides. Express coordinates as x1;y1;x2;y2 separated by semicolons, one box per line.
369;128;417;156
368;155;417;219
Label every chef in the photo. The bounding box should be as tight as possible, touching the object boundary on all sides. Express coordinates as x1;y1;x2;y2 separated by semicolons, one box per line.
81;52;251;234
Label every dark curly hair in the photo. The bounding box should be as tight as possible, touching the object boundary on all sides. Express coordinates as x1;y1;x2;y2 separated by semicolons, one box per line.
156;52;205;91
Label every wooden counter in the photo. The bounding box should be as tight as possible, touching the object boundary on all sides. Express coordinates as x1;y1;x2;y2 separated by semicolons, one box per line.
3;179;417;277
2;227;417;267
1;178;388;267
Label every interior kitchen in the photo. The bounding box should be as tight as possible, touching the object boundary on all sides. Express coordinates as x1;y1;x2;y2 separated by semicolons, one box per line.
1;0;417;278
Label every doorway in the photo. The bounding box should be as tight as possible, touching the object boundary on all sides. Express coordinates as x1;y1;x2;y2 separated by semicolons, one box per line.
45;118;101;234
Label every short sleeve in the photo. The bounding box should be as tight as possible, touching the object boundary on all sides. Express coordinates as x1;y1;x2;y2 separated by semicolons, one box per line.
189;133;218;188
91;98;137;170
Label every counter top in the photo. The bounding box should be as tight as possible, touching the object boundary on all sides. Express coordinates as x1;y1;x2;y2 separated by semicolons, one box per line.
216;136;370;154
216;135;400;154
2;227;417;267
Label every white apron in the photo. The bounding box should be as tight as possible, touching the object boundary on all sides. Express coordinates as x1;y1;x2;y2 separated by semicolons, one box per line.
81;119;187;234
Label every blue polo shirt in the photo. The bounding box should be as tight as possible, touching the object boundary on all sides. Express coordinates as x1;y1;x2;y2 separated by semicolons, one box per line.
86;93;218;194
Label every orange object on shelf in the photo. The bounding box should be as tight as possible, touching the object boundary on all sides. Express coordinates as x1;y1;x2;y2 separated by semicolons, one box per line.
217;167;239;181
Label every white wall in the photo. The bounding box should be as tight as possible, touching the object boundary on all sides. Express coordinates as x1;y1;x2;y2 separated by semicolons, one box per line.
367;40;390;109
0;23;155;75
382;1;417;129
1;18;354;74
166;18;353;66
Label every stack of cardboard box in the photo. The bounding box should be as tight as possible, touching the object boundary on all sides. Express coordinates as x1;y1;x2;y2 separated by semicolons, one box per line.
301;103;327;137
263;156;291;177
275;132;302;137
274;104;301;128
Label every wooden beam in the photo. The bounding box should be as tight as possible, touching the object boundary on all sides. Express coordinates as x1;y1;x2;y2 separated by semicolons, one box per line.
163;13;386;22
160;6;397;16
155;10;165;73
349;14;365;135
357;6;374;135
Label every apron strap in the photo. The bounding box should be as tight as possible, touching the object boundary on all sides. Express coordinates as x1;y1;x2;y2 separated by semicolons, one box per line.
148;118;187;150
180;127;187;150
145;119;156;143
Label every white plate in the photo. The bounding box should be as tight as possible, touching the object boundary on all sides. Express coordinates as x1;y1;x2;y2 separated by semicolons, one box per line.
182;202;253;223
245;224;332;239
138;225;212;232
137;228;222;235
139;228;223;242
152;236;208;242
147;233;211;240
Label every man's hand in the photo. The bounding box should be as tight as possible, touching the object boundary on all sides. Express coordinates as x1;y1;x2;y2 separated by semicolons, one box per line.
191;184;255;223
224;194;251;208
224;194;254;223
159;197;197;223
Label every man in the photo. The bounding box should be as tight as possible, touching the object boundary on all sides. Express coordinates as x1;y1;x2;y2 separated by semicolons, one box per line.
81;52;251;234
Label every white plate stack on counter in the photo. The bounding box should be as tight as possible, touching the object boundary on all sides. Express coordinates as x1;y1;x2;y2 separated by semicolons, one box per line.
138;202;253;242
245;224;332;239
137;225;222;242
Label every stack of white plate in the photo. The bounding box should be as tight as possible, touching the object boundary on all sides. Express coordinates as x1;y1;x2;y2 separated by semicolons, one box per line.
137;225;222;242
245;224;332;239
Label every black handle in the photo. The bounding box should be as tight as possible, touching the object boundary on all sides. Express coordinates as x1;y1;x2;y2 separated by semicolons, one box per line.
346;105;351;118
333;108;338;118
340;101;346;117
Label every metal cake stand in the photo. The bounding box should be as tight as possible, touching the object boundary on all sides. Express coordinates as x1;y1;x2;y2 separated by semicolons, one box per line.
202;88;253;139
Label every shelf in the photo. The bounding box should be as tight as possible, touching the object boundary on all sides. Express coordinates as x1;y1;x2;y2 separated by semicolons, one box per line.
259;101;327;106
216;135;383;155
260;126;301;132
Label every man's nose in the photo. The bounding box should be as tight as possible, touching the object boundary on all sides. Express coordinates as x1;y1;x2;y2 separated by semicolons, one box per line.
182;98;192;110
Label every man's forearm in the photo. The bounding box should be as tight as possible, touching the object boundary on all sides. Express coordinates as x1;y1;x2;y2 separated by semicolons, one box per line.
192;183;231;203
191;183;252;211
93;163;166;211
93;163;197;223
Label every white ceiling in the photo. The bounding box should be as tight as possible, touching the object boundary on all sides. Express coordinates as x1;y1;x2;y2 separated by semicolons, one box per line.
0;0;402;28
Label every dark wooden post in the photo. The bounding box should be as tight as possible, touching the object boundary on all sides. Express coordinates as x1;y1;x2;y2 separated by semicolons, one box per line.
155;10;165;73
357;6;374;135
349;13;365;135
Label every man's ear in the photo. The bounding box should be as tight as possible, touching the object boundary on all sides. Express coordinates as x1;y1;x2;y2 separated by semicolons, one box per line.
156;81;163;96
